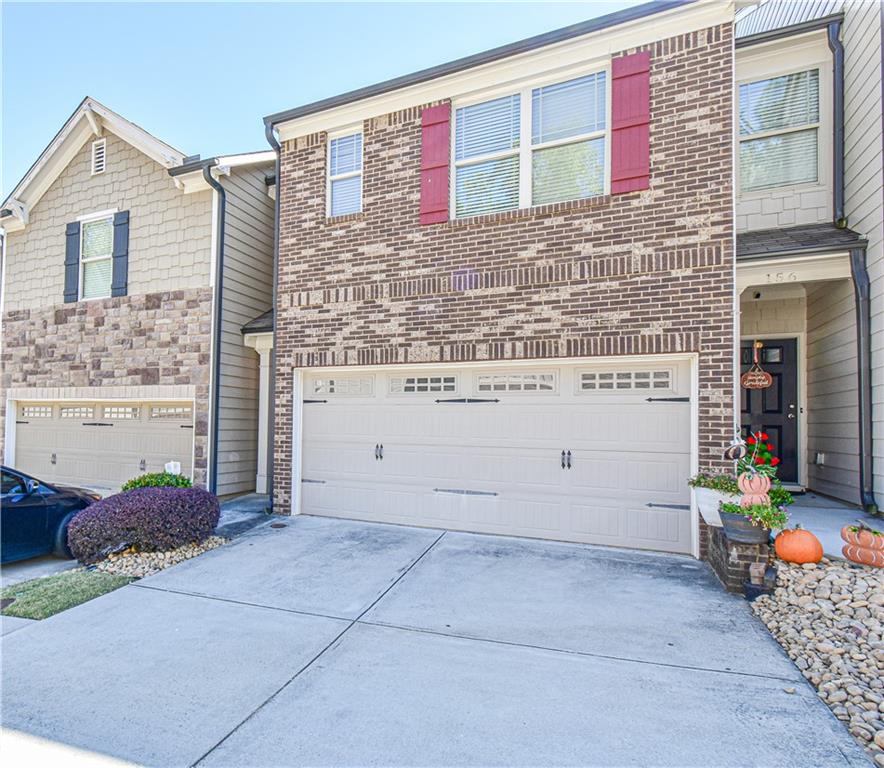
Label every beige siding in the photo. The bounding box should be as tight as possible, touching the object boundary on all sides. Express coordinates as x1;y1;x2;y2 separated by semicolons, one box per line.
3;131;213;312
215;165;275;496
806;280;860;503
740;295;806;336
844;1;884;507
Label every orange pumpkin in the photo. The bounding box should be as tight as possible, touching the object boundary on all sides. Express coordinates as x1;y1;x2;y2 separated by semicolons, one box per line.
840;525;884;550
774;527;823;564
842;545;884;567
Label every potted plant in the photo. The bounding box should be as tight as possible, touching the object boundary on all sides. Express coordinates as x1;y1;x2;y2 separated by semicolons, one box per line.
688;473;739;527
720;501;789;544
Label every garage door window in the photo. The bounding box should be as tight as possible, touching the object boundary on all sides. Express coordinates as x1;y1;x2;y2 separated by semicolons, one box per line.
580;370;671;391
150;405;193;420
20;405;52;418
311;377;373;396
476;372;556;392
389;375;456;394
60;406;94;419
103;405;139;420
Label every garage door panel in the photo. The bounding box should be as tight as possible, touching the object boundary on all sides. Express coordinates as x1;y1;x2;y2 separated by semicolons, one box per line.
15;401;193;494
298;360;694;554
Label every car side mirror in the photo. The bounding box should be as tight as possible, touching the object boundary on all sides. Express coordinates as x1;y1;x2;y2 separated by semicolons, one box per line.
24;479;39;495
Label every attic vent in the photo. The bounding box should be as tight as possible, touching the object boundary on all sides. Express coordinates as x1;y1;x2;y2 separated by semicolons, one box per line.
91;138;107;175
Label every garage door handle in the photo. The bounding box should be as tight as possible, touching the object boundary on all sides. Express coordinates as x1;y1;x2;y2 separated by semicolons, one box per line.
561;450;566;469
566;450;572;469
379;444;384;460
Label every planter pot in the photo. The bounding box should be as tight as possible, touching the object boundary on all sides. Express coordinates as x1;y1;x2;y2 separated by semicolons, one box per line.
840;525;884;567
720;511;771;544
693;488;739;527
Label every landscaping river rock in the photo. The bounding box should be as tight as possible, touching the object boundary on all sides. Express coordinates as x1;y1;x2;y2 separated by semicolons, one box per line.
93;536;228;578
751;557;884;766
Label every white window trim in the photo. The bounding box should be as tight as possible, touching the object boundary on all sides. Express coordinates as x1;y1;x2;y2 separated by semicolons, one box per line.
78;209;116;301
91;138;107;175
450;63;611;219
736;66;821;195
326;127;363;218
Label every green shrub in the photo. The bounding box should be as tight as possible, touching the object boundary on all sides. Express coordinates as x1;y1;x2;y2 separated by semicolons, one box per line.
769;480;794;508
121;472;192;492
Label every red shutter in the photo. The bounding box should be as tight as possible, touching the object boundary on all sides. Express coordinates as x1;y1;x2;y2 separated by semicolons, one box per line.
420;103;450;225
610;51;651;194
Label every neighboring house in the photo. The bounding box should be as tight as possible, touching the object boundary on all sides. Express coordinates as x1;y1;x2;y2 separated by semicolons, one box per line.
0;98;275;498
734;0;882;510
264;0;736;557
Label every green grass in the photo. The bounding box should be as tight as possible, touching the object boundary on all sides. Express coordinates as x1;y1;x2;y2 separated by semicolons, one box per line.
1;570;135;620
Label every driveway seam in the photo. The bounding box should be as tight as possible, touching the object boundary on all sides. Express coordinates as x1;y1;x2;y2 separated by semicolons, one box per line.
130;582;349;623
355;618;801;683
190;530;447;767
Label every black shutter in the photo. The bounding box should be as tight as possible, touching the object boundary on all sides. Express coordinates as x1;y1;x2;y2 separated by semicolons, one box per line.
111;210;129;297
64;221;81;303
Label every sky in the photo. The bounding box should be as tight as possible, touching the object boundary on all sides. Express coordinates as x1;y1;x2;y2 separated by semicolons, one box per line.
1;1;641;198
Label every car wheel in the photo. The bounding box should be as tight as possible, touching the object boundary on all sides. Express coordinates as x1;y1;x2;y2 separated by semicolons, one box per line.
52;513;77;559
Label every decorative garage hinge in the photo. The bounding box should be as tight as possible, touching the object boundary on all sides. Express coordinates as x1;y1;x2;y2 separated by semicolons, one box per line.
303;399;327;404
82;422;114;426
301;478;326;484
646;503;691;510
645;397;689;403
433;488;499;496
435;397;500;404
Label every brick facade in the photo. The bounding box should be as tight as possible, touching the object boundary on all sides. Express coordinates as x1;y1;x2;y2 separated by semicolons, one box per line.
707;525;771;593
0;289;213;484
274;25;736;529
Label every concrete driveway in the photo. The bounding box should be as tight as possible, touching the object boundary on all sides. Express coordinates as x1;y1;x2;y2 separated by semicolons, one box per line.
1;516;870;767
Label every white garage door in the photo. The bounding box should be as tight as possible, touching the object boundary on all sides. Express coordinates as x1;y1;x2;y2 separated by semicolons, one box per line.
299;360;693;554
15;401;194;495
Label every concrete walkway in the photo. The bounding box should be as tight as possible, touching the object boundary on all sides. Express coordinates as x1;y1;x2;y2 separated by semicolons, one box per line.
1;516;871;767
787;493;881;558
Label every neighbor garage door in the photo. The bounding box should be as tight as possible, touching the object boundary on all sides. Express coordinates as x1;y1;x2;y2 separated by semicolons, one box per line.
15;401;194;495
299;360;693;554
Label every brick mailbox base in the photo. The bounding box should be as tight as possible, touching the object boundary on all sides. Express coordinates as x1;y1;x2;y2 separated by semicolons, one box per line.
707;525;771;593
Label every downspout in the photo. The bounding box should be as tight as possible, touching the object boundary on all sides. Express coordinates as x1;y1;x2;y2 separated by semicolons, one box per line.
264;120;281;514
203;163;225;495
827;19;846;227
850;245;876;513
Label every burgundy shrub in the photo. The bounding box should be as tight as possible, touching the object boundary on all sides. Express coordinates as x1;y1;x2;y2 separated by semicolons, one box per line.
67;486;220;564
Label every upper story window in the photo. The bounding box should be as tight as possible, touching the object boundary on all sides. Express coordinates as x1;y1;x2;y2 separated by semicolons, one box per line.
328;132;363;216
80;215;114;299
453;71;607;218
91;138;107;175
739;69;819;192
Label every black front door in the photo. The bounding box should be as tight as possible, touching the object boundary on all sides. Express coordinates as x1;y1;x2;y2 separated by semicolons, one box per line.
740;338;799;484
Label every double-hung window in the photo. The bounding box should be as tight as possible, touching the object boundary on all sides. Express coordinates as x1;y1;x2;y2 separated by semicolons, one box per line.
453;70;607;218
80;214;114;300
328;132;363;216
739;69;819;192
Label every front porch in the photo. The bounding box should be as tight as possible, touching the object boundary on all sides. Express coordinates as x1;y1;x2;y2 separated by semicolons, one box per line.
736;222;873;511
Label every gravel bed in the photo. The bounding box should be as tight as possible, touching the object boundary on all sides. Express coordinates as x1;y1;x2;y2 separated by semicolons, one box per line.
751;558;884;766
93;536;228;578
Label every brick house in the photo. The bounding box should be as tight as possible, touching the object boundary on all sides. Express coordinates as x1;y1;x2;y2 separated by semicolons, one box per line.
0;98;275;497
262;0;736;557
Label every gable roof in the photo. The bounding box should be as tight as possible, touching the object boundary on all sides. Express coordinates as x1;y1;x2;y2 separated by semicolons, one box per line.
1;97;186;232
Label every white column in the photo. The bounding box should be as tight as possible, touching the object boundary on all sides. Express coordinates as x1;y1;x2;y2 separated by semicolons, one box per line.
244;332;274;495
256;349;271;494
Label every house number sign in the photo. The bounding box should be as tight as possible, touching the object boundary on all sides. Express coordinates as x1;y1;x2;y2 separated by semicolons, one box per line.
741;340;773;390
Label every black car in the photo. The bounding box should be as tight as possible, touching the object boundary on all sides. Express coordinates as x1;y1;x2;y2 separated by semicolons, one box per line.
1;466;101;564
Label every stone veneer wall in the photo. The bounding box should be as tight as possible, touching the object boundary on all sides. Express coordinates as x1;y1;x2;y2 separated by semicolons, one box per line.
273;23;736;550
0;288;213;484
